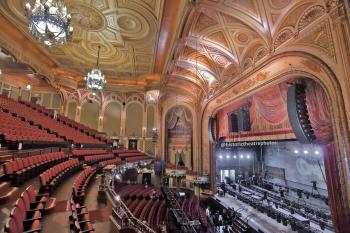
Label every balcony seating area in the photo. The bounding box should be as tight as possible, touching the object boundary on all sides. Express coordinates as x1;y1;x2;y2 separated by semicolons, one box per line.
40;158;82;194
84;153;114;165
72;166;96;204
21;101;102;141
117;152;146;159
3;185;48;233
0;110;64;143
125;156;150;162
69;199;95;233
3;152;68;185
99;157;122;167
72;149;107;157
112;150;139;155
116;184;167;232
0;96;103;145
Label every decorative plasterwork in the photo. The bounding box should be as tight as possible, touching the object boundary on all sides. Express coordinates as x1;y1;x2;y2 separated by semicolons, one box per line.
162;0;330;103
0;0;163;80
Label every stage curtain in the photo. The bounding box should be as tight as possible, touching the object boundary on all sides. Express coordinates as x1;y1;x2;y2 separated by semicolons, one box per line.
251;84;288;124
305;82;333;144
217;84;291;137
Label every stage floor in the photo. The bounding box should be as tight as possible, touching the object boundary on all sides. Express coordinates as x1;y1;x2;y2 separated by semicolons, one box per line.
215;194;334;233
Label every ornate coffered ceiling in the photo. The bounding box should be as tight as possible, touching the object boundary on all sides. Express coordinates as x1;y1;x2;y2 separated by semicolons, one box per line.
161;0;334;104
0;0;171;88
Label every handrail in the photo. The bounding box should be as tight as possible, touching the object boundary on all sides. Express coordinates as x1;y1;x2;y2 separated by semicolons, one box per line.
161;186;199;233
106;164;156;233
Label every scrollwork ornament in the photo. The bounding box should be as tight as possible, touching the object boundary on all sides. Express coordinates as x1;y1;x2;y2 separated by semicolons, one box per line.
329;2;347;24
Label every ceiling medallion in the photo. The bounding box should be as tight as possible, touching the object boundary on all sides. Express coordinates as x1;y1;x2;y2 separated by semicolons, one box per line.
24;0;73;47
84;45;106;91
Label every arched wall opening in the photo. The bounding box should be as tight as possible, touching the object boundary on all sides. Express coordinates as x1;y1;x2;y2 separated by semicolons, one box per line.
164;106;193;170
80;101;99;130
103;102;121;136
67;101;77;120
125;102;143;137
201;50;350;232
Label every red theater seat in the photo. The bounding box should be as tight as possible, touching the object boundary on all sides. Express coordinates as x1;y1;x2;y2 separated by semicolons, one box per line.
4;185;47;233
72;166;96;204
3;152;68;185
40;159;81;194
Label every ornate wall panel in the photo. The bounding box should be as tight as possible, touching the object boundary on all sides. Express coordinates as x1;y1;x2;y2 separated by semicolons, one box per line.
125;102;143;136
103;102;122;136
80;101;99;130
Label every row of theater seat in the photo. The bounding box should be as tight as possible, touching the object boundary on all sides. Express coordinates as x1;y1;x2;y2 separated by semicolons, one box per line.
112;149;139;155
72;149;107;156
40;158;82;194
3;152;68;185
117;152;146;158
4;185;48;233
117;185;166;232
99;158;122;167
84;154;114;165
125;156;150;162
0;96;102;144
22;101;101;140
69;199;95;233
72;166;96;204
0;110;63;142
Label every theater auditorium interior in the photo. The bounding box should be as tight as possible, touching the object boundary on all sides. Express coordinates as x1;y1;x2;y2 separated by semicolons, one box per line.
0;0;349;233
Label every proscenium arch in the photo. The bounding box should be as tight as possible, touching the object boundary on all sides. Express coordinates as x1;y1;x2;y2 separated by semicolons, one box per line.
200;51;350;232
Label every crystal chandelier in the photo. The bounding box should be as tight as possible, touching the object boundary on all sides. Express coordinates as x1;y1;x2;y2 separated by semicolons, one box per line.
24;0;73;46
84;46;107;91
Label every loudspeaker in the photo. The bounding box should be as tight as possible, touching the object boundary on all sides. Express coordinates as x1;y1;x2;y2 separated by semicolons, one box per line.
287;84;316;143
208;117;217;144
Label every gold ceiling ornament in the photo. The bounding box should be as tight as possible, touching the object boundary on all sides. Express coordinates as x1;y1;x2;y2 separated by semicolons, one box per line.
24;0;73;46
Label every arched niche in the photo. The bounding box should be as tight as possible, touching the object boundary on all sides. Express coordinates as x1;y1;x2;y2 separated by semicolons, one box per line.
80;101;99;130
67;101;77;120
165;106;193;169
103;102;121;136
125;102;143;137
146;105;155;137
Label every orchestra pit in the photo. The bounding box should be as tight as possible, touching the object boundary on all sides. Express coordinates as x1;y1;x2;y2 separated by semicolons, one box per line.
0;1;349;233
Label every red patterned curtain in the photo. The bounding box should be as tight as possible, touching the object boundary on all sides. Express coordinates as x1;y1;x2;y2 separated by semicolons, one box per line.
250;84;288;124
305;81;333;144
216;84;290;137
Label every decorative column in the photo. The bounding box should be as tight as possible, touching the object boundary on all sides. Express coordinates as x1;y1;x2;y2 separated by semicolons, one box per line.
98;115;103;132
142;106;147;152
329;1;350;123
120;104;127;146
75;105;81;122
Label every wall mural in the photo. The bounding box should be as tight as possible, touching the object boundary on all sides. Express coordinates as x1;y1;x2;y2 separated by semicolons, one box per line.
165;106;193;169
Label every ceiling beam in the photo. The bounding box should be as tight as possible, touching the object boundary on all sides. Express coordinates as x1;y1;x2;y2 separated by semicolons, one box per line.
153;0;188;74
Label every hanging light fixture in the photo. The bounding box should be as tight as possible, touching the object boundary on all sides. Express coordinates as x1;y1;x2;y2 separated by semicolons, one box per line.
84;45;107;91
24;0;73;47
